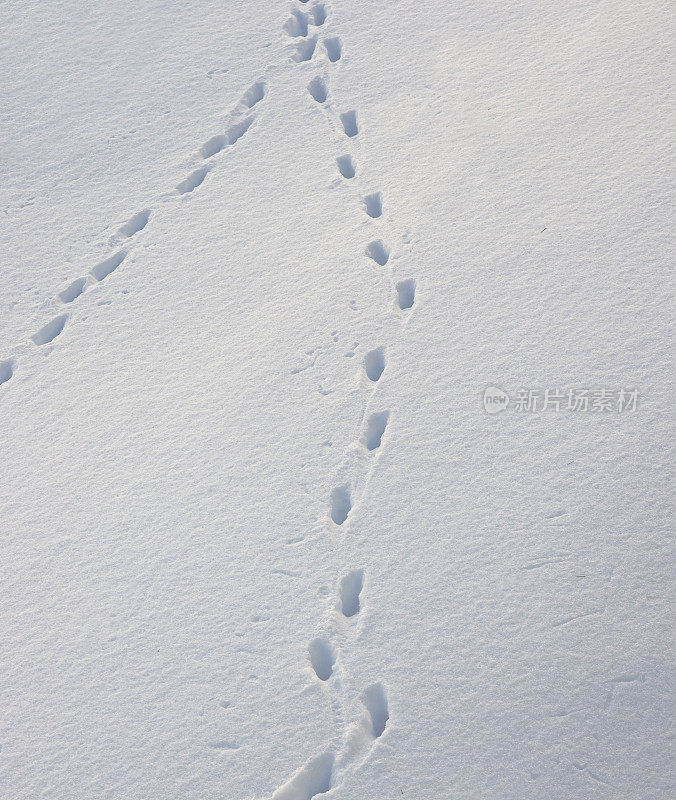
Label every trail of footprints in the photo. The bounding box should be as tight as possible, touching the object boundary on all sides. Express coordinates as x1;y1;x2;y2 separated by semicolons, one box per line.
1;79;267;380
2;7;418;795
267;2;419;798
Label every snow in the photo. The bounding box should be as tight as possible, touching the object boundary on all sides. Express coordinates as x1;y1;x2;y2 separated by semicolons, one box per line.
0;1;672;798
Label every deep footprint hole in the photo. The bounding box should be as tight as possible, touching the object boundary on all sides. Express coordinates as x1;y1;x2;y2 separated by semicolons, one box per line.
325;37;342;62
364;347;386;382
330;485;351;525
366;240;389;266
308;637;335;681
31;314;68;346
363;683;389;738
293;35;317;62
91;250;126;282
308;76;327;103
364;411;390;451
0;359;15;385
340;110;358;137
340;570;364;617
364;192;383;218
396;278;416;309
58;276;87;303
336;155;355;179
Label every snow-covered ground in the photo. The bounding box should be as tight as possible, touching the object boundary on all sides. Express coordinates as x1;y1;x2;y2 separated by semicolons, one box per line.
0;1;673;798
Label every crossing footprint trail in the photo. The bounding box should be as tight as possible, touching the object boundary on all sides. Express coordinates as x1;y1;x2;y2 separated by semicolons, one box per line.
0;5;417;797
266;1;420;797
0;78;268;384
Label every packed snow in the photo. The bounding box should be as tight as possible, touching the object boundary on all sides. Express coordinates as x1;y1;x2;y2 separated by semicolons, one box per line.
0;1;672;798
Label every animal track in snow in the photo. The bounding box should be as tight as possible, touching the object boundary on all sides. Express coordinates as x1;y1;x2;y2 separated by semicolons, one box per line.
91;250;126;282
0;359;15;385
292;36;317;63
200;135;227;159
340;110;358;138
31;314;68;346
396;278;416;309
269;752;334;800
364;347;386;381
117;209;150;238
339;570;364;617
310;3;327;26
363;192;382;218
363;411;389;451
239;81;266;109
307;76;327;103
200;117;253;159
283;9;309;38
365;240;389;266
336;155;355;179
362;683;389;738
58;276;88;303
309;637;335;681
324;37;342;62
176;166;209;195
330;485;351;526
226;116;255;145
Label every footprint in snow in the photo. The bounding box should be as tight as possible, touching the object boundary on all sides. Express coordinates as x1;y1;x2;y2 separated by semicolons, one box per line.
364;346;386;382
396;278;416;309
340;110;358;138
307;76;327;103
336;155;356;179
31;314;69;346
363;192;383;219
116;209;150;239
324;37;342;62
239;81;266;110
283;9;309;37
58;276;88;303
362;411;390;451
91;250;126;282
200;117;254;159
339;570;364;617
308;637;335;681
176;166;209;195
330;484;351;526
292;35;317;63
365;240;389;266
0;359;15;386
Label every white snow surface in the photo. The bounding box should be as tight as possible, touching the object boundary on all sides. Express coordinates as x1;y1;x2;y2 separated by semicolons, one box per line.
0;1;673;798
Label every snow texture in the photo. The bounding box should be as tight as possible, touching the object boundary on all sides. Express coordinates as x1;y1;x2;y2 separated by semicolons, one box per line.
0;1;672;798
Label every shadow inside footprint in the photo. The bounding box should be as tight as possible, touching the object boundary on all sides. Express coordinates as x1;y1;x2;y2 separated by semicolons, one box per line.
325;37;342;62
365;240;389;266
363;411;389;451
58;276;87;303
309;638;335;681
336;155;355;179
363;683;389;738
308;76;327;103
292;35;317;63
31;314;68;346
339;570;364;617
340;110;358;137
0;359;15;385
364;192;383;218
364;347;386;382
330;485;351;525
396;278;416;309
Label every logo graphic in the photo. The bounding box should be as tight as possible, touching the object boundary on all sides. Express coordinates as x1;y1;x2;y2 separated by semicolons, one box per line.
483;386;510;414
